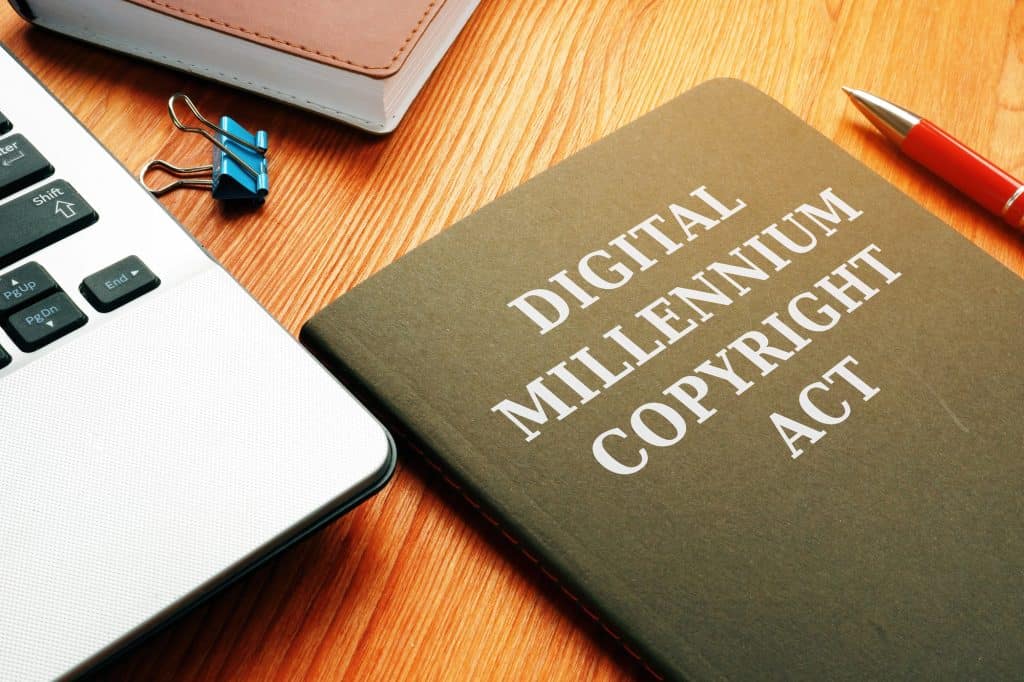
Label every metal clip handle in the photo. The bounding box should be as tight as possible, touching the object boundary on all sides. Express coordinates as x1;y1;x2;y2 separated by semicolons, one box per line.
167;93;264;179
139;159;214;196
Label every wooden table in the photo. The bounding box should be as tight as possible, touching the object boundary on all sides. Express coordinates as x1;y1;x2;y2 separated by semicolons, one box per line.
2;1;1021;679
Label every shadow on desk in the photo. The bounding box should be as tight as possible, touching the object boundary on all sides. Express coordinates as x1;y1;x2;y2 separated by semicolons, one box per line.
87;449;651;681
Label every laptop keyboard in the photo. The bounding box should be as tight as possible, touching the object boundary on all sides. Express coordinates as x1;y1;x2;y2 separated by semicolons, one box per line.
0;107;161;364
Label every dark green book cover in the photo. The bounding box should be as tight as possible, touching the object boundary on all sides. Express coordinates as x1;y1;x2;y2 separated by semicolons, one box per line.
301;80;1024;680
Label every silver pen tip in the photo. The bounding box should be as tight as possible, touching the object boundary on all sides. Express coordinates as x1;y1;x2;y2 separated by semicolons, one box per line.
840;87;921;144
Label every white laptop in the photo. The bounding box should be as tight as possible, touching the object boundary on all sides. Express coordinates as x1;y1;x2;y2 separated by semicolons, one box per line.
0;44;395;680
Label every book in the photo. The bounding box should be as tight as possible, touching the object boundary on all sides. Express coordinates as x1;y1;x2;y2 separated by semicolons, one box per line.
8;0;479;132
300;79;1024;679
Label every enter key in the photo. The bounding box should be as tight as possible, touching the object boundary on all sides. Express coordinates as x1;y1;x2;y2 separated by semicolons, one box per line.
80;256;160;313
0;134;54;200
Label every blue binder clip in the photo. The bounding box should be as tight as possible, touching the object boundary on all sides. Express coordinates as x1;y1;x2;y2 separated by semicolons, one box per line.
140;94;269;204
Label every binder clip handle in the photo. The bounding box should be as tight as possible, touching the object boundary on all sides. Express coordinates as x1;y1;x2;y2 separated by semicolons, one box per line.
167;93;268;180
139;159;213;197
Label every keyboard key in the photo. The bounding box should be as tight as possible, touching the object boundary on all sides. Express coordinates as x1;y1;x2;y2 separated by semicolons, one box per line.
4;291;87;352
0;343;9;370
0;134;53;200
0;180;97;270
80;256;160;312
0;111;10;135
0;262;58;313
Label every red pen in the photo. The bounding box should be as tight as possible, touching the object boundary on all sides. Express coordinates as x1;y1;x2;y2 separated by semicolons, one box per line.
843;87;1024;231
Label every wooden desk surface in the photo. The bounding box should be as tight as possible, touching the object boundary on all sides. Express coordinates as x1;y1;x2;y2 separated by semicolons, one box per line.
2;2;1021;679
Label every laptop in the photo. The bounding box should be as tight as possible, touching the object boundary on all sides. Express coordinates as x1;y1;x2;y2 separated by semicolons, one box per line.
0;44;395;680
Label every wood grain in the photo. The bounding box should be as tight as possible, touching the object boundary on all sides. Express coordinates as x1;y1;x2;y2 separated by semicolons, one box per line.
1;1;1021;679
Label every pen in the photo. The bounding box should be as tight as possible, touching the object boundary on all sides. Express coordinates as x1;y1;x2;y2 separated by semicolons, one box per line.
842;87;1024;231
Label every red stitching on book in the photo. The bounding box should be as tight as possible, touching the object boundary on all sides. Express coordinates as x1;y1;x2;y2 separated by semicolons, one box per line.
623;644;645;661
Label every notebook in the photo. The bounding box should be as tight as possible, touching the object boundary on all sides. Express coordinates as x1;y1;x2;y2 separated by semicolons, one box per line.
9;0;479;132
301;79;1024;679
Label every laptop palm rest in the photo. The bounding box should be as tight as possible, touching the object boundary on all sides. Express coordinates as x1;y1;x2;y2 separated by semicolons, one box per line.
0;267;393;678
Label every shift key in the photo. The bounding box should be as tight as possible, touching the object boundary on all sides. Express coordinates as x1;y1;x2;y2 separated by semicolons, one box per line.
0;180;97;269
